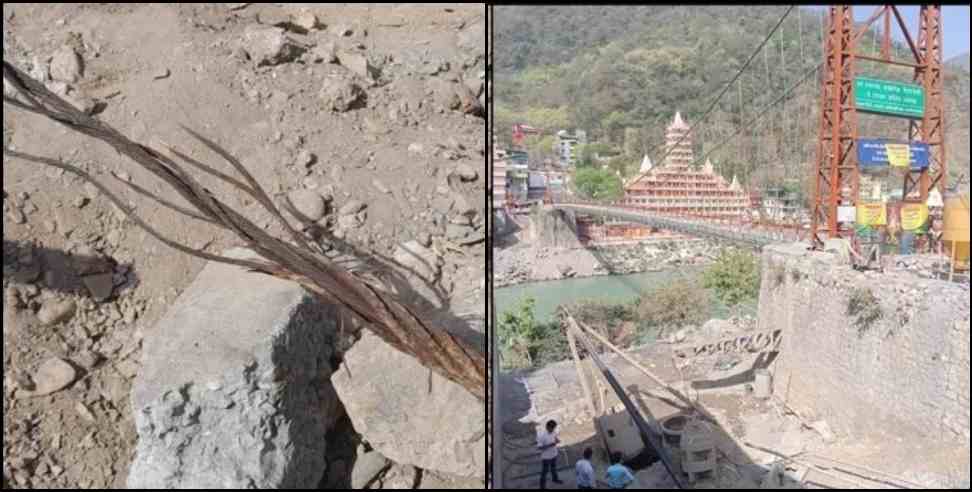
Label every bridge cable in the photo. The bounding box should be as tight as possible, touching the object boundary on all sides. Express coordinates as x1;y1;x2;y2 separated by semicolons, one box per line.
692;61;823;176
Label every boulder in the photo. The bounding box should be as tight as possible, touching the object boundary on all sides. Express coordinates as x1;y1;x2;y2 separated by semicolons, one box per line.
18;357;77;397
128;249;344;489
285;189;327;223
49;45;83;83
427;78;461;110
351;450;390;489
243;26;307;66
319;67;365;112
338;51;378;82
36;298;76;326
331;331;486;479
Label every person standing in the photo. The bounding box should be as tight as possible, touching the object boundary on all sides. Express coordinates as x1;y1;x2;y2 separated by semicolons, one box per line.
537;420;563;489
575;447;595;490
604;453;635;489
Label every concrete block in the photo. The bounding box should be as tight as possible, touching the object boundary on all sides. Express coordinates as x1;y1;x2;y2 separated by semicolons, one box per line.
331;331;485;479
128;249;343;489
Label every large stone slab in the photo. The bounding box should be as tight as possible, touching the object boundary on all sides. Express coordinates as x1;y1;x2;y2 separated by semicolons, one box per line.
331;329;486;480
128;249;343;489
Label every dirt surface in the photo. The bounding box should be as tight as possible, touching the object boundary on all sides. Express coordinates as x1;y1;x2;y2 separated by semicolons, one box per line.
3;3;485;489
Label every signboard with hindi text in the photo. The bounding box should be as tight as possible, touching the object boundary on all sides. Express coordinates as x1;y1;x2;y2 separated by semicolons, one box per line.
857;139;930;171
854;77;925;119
857;202;887;227
901;203;929;232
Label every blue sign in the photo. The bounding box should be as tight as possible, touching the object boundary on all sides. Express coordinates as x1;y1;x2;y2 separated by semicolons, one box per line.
857;139;930;171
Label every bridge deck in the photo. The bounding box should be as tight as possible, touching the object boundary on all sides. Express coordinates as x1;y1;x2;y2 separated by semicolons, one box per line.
553;203;804;249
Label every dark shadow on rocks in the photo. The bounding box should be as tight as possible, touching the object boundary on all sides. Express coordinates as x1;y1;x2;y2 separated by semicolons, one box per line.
492;209;523;248
318;414;361;489
496;371;537;488
2;239;138;301
690;351;779;391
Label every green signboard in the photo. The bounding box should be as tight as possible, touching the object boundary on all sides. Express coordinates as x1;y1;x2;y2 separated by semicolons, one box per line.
854;77;925;119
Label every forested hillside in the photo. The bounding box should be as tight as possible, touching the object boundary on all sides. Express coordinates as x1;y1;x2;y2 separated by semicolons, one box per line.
948;52;970;72
495;6;970;193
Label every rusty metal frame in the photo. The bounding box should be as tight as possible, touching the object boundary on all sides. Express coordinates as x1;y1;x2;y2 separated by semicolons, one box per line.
811;5;946;248
812;6;857;247
905;5;946;202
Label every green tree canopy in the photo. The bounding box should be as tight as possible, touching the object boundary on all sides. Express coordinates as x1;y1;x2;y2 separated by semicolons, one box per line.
573;167;623;201
702;249;761;306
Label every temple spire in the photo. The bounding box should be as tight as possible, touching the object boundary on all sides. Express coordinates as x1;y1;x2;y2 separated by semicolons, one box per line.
730;175;741;191
670;111;689;130
640;155;654;173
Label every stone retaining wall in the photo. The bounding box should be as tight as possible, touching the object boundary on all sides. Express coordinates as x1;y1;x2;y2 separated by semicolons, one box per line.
759;244;970;442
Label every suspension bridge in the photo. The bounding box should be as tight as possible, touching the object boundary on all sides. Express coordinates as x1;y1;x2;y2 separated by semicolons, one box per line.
491;4;954;489
550;200;806;249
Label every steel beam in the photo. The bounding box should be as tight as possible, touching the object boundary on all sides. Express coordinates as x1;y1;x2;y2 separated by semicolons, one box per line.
904;5;946;201
566;315;685;489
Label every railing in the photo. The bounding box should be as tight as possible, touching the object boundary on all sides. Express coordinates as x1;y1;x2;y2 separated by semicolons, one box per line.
550;197;807;248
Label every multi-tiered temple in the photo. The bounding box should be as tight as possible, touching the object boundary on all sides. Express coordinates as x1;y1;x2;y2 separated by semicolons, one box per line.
623;112;750;219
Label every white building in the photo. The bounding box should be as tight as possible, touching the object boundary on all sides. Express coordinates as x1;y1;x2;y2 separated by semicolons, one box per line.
556;130;587;168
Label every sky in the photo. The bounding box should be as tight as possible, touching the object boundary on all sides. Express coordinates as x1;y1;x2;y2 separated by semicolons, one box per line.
806;6;970;60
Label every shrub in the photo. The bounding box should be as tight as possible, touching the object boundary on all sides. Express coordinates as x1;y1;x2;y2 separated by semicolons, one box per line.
635;276;710;337
498;297;539;369
497;297;570;369
703;249;762;306
846;287;883;336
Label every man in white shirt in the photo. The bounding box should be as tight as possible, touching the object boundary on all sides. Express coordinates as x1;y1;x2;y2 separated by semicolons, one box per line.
575;447;595;490
537;420;563;489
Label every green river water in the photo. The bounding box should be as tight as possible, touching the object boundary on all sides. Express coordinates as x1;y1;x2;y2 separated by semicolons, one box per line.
494;268;745;323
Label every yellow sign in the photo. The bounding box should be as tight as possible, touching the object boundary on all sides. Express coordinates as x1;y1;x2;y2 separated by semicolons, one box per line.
885;144;911;168
857;202;887;226
901;204;929;231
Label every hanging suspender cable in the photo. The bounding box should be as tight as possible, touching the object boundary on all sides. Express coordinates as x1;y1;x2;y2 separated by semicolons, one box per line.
694;62;823;177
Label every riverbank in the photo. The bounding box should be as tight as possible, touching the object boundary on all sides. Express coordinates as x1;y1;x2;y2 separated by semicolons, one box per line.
493;239;721;288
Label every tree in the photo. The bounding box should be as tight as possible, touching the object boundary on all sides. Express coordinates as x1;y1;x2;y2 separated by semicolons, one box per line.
601;111;628;145
605;156;635;179
523;106;572;132
703;249;761;306
573;167;623;201
623;127;643;158
576;142;615;168
526;135;557;162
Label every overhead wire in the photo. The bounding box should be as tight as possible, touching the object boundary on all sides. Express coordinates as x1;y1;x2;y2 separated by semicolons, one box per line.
691;61;824;176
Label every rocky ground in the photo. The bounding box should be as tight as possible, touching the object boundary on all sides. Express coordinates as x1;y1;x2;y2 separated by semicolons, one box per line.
494;238;721;288
498;314;969;490
3;3;485;489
